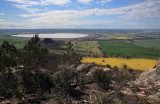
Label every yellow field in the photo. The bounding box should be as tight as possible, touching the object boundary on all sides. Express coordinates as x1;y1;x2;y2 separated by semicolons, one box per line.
108;36;133;40
81;58;158;71
116;37;133;40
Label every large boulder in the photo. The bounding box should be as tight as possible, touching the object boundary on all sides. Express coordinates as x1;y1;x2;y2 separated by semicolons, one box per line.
131;60;160;102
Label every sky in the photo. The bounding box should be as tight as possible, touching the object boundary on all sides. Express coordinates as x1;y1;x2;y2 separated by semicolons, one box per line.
0;0;160;29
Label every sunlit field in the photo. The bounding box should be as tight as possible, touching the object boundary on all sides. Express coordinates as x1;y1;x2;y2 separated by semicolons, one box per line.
81;57;158;71
116;37;133;40
107;36;133;40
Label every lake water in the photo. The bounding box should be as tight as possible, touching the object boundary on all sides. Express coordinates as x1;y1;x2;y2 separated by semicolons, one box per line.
12;33;88;39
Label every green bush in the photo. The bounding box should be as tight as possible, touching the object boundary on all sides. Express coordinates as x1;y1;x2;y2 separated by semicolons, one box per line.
21;69;55;94
93;69;112;91
55;65;79;92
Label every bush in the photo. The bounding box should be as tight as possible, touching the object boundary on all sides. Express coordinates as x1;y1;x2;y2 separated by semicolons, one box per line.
0;71;19;98
93;69;112;91
55;65;79;92
21;69;55;94
43;38;54;43
106;64;111;68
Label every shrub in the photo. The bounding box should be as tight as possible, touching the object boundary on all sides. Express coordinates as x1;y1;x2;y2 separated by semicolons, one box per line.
106;64;111;68
123;64;128;69
93;69;112;91
55;65;79;92
21;69;55;94
113;66;119;71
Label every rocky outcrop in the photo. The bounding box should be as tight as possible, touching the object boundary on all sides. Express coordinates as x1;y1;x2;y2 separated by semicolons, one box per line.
76;64;111;76
129;60;160;102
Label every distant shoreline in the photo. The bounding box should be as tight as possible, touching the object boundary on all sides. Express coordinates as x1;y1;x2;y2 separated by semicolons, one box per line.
1;29;160;33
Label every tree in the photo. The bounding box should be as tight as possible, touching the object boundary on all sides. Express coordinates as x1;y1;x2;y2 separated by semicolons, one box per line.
22;34;48;69
21;35;53;95
0;41;18;71
63;41;81;65
0;41;20;98
43;38;54;43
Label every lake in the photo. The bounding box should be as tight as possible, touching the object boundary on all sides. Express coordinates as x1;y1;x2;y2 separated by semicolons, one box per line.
12;33;88;39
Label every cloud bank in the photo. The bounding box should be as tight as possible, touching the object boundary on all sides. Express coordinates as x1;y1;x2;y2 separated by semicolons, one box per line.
1;0;160;29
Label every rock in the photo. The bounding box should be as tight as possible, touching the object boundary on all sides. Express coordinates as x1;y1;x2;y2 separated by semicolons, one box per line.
156;65;160;75
103;68;111;71
134;67;160;86
148;92;160;102
131;60;160;102
76;64;94;72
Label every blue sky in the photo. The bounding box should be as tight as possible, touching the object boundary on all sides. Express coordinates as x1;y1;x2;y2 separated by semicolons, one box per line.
0;0;160;29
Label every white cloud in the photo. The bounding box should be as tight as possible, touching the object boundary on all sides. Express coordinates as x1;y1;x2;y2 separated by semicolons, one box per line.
77;0;93;4
119;0;160;19
3;0;160;29
14;0;160;29
100;0;112;5
19;0;160;19
14;5;40;13
7;0;71;6
7;0;39;5
0;19;4;21
7;0;71;13
0;13;4;15
40;0;71;5
1;19;160;29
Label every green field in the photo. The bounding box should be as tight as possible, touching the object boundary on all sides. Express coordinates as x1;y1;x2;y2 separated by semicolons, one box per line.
134;39;160;49
0;35;28;49
99;41;160;59
71;41;102;57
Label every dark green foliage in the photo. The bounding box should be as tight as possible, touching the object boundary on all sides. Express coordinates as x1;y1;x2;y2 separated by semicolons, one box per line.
106;64;111;68
34;71;55;91
22;34;48;69
21;69;35;93
123;64;128;69
0;35;55;100
0;41;18;71
0;41;20;98
93;69;112;91
21;69;54;94
21;35;54;94
30;34;40;44
0;70;19;98
66;41;76;56
55;65;79;92
43;38;54;43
